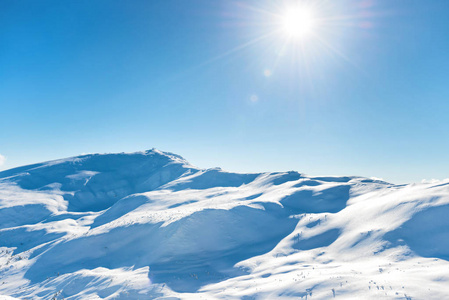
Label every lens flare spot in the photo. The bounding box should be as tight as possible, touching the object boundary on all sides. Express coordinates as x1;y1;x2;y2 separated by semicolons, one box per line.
250;94;259;102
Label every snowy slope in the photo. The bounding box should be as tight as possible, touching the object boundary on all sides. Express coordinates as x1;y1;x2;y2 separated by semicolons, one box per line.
0;149;449;299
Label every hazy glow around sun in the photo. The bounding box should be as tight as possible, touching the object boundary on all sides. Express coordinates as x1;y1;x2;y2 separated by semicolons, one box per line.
281;6;316;39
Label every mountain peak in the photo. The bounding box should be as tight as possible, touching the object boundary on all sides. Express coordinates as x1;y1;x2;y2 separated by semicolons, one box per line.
0;149;197;212
143;148;189;164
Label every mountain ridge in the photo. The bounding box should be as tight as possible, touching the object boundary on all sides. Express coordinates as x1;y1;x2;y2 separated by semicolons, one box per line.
0;150;448;299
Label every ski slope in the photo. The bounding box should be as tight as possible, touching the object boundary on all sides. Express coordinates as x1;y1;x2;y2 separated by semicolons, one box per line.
0;149;448;299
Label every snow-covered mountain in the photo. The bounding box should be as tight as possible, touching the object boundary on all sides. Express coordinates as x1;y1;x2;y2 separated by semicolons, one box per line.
0;149;448;299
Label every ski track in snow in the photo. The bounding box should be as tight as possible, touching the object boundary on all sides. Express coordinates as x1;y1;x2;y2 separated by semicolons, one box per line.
0;149;448;299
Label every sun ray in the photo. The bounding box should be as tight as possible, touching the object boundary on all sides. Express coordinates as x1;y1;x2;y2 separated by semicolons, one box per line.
199;30;279;67
311;32;364;72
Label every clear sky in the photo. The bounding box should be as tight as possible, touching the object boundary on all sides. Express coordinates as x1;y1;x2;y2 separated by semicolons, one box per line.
1;0;449;184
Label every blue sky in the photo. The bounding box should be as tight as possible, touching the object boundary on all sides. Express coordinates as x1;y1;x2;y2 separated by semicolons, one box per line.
1;0;449;183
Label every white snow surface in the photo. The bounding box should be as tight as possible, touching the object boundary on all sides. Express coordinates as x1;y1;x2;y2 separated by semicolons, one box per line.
0;149;448;299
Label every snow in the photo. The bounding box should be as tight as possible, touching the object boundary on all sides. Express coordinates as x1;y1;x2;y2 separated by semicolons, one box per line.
0;149;448;299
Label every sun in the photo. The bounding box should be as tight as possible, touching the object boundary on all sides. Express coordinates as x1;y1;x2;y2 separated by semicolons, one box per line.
281;6;317;39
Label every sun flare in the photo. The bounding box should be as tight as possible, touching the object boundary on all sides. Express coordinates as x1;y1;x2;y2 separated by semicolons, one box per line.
281;6;316;39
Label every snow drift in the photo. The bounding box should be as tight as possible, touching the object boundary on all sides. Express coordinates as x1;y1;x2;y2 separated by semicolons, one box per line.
0;149;449;299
